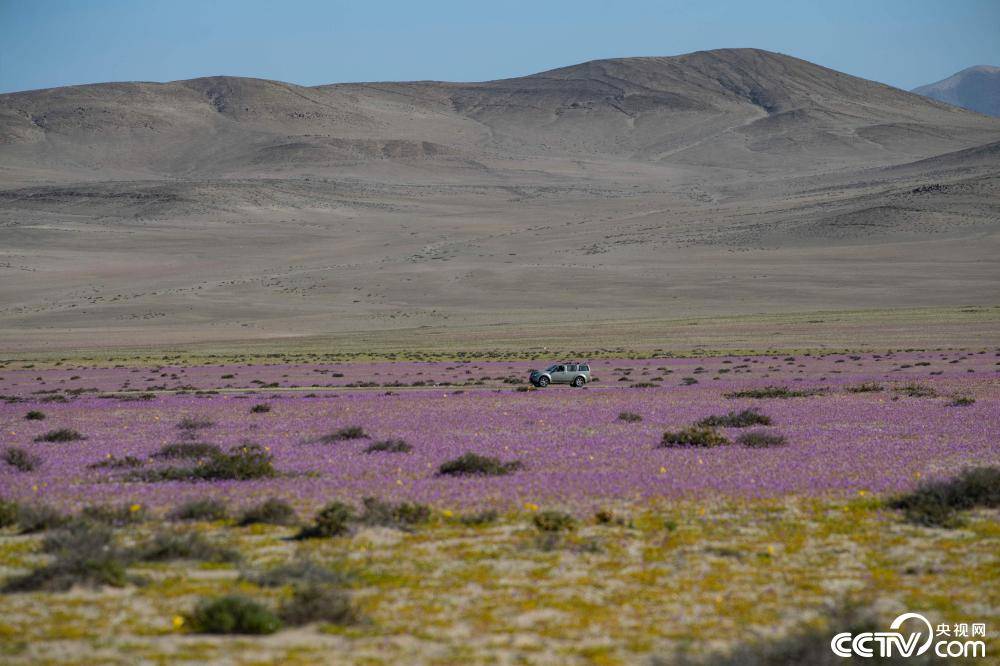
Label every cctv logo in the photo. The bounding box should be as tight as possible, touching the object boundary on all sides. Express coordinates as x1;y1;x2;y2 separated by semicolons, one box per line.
831;612;987;659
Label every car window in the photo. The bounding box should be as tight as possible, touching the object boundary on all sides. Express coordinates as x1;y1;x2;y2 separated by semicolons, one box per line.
580;365;589;371
567;364;577;371
546;365;559;372
555;366;565;372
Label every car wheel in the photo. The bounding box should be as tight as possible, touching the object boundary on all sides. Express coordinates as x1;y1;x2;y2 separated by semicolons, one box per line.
537;376;550;387
572;376;585;387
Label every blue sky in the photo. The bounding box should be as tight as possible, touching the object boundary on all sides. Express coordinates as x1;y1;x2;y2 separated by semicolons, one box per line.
1;0;998;94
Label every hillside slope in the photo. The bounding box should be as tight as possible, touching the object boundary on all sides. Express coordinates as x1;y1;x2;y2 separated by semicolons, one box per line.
913;65;1000;117
0;49;998;350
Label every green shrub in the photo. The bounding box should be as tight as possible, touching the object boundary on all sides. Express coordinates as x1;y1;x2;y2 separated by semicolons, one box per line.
736;431;788;448
697;409;771;428
667;601;889;666
845;382;883;393
187;595;281;635
357;497;431;529
88;455;144;470
279;585;358;626
152;442;222;459
949;395;975;406
659;426;730;448
250;403;271;413
294;502;355;539
438;452;524;476
169;498;229;522
137;444;275;482
364;439;412;454
319;426;368;443
888;467;1000;528
246;559;351;588
34;428;85;443
199;444;275;480
724;386;826;399
24;410;45;420
238;498;298;526
133;530;240;563
893;383;938;398
0;500;17;528
3;447;42;472
80;503;147;526
459;510;498;526
177;417;215;431
17;504;70;533
532;510;576;532
617;412;643;423
4;522;130;593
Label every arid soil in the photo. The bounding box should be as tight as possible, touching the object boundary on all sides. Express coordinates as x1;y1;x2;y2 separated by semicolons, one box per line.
1;49;998;351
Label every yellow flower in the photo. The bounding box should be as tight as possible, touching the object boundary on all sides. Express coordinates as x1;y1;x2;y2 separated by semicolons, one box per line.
31;485;38;492
395;479;403;486
857;490;868;497
524;502;539;512
659;466;667;474
767;545;776;556
442;509;454;518
172;615;185;630
129;504;142;513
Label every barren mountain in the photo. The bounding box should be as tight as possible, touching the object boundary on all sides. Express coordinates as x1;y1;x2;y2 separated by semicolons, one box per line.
1;49;998;350
913;65;1000;118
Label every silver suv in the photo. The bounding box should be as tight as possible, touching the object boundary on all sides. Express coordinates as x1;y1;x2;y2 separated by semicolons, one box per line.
529;363;591;388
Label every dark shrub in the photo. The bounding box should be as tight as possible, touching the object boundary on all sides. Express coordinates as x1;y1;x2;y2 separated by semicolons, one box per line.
617;411;643;423
888;467;1000;528
319;426;367;443
357;497;431;529
177;417;214;431
4;521;130;593
34;428;85;443
247;559;350;588
667;602;889;666
25;410;45;420
199;444;275;481
17;504;70;533
80;503;147;526
845;382;883;393
459;510;498;526
0;500;17;528
133;530;240;563
152;442;222;459
3;447;42;472
169;498;229;522
364;439;412;454
250;403;271;414
279;585;358;626
724;386;826;399
532;510;576;532
438;452;524;476
630;382;657;388
659;426;729;448
238;498;298;526
736;431;787;448
187;595;281;635
294;502;355;539
697;409;771;428
893;383;938;398
88;455;144;470
139;444;276;482
949;395;975;406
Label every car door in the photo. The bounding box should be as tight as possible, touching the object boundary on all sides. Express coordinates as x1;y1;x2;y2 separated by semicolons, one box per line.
551;365;568;383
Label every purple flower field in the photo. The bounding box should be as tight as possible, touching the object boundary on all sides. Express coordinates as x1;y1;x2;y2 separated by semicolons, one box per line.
2;350;997;513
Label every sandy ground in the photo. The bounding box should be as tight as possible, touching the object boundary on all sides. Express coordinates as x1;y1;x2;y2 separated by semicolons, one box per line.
1;49;998;353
